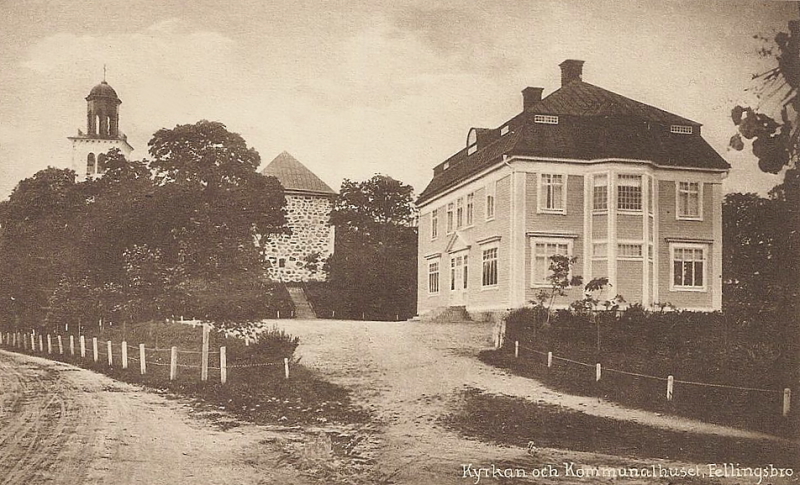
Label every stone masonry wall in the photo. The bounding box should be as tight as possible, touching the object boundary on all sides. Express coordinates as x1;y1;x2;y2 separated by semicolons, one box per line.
264;194;333;282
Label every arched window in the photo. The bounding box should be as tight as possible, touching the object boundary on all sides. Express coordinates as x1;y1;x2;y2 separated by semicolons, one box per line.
97;153;107;173
86;153;96;175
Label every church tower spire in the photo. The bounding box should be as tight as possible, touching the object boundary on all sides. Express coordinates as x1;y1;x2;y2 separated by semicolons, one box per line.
68;75;134;180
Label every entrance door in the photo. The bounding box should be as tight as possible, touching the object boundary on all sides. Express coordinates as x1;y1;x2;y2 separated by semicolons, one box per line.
450;252;469;306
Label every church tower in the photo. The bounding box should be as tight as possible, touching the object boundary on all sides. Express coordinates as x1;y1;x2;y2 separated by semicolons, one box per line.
68;79;134;180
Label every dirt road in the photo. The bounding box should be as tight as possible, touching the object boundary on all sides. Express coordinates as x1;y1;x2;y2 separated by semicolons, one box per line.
274;319;798;485
0;350;313;485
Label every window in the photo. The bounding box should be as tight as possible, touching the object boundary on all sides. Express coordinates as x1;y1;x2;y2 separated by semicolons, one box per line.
677;182;702;220
456;198;464;228
648;243;654;261
466;193;474;226
482;247;498;287
428;261;440;294
671;244;706;290
647;176;654;214
617;174;642;211
431;209;439;240
670;125;693;134
86;153;96;175
592;242;608;259
486;182;496;220
531;238;572;286
593;173;608;212
450;254;469;291
446;203;454;233
618;243;643;259
500;125;510;136
534;114;559;124
278;258;286;268
539;174;566;213
97;153;107;173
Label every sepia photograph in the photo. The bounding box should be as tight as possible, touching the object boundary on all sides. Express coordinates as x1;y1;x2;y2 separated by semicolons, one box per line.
0;1;797;483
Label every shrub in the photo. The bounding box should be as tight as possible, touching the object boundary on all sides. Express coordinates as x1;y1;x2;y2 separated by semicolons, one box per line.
246;325;300;361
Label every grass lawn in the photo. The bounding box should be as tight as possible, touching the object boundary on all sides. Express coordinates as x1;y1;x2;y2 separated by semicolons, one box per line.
8;321;370;428
442;387;800;469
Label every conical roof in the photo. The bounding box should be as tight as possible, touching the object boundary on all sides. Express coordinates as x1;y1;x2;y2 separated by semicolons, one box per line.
260;151;336;195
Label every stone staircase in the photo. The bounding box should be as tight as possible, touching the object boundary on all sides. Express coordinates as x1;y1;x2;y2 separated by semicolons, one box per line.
286;286;317;319
427;306;473;323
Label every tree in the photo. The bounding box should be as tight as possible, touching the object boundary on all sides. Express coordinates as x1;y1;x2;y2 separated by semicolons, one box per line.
0;167;86;327
147;120;287;279
730;18;798;174
326;175;418;319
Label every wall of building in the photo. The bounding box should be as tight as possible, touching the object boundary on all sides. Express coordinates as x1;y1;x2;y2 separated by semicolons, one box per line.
657;180;716;310
264;193;333;282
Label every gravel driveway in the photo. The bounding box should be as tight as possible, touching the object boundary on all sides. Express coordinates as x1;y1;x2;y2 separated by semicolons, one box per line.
274;319;797;485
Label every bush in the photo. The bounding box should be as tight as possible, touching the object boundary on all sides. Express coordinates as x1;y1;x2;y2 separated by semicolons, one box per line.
246;325;299;361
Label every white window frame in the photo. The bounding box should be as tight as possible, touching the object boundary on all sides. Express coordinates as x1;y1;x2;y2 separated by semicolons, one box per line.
670;125;693;134
617;241;644;260
450;253;469;291
537;173;567;215
485;181;496;221
428;260;440;295
530;237;573;288
534;114;559;125
592;240;608;260
466;193;474;226
430;208;439;240
446;202;454;234
592;172;609;213
456;197;464;229
500;125;510;136
669;243;708;292
676;181;703;221
617;174;643;212
481;243;499;289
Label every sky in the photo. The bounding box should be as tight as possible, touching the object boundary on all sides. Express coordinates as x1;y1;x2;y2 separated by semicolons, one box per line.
0;0;796;201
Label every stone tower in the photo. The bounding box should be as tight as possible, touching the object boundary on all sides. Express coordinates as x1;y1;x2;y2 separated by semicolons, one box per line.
260;151;336;282
68;79;134;180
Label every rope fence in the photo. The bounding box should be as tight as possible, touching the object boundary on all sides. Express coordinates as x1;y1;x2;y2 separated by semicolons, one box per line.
507;337;792;417
0;329;290;385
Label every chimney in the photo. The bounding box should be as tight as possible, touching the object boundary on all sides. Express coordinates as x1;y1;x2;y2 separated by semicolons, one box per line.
559;59;585;86
522;87;544;110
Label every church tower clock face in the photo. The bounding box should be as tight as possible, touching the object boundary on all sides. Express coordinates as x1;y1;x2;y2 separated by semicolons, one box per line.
67;77;134;180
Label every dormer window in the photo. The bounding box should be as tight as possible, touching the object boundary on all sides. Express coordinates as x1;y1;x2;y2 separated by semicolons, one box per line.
534;114;559;125
443;162;450;170
467;128;478;155
500;125;510;136
670;125;693;134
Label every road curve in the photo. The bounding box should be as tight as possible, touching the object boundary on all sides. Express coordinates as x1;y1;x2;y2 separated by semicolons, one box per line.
0;350;313;485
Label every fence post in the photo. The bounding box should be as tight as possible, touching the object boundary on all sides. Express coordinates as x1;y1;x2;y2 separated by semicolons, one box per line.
121;341;128;370
107;341;113;366
38;334;44;352
596;363;602;382
547;351;553;368
784;388;792;417
92;337;98;363
69;335;75;356
169;346;177;380
139;344;146;375
80;335;86;358
220;346;227;384
57;335;63;355
667;375;674;401
514;341;519;358
284;357;290;379
201;324;209;382
47;335;52;354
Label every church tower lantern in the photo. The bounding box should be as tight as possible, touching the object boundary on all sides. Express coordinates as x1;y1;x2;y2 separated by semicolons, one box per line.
68;76;133;180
